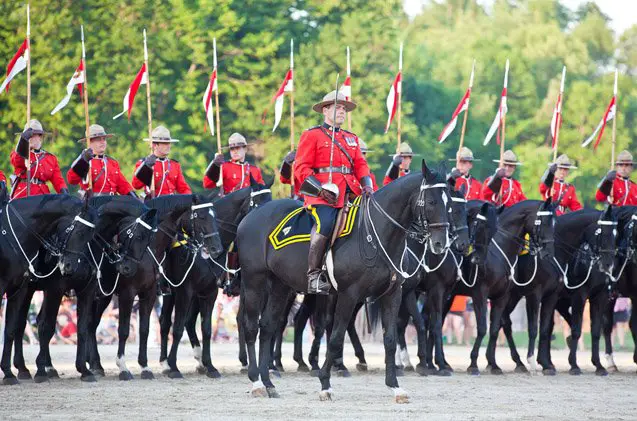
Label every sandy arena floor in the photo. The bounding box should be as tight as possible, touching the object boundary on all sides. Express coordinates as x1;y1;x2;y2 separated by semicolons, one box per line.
1;342;636;420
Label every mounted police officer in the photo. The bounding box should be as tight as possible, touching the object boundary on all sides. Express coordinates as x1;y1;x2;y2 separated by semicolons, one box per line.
67;124;136;197
11;119;68;199
596;150;637;206
294;90;373;295
383;142;414;186
203;132;264;194
448;146;482;200
132;126;192;197
539;154;582;215
482;149;526;207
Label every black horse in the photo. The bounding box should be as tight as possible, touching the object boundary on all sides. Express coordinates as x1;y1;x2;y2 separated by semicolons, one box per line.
603;206;637;372
87;194;223;380
446;199;556;375
237;161;449;402
397;200;496;375
0;194;97;384
5;195;158;383
159;180;272;379
503;207;616;375
394;183;472;376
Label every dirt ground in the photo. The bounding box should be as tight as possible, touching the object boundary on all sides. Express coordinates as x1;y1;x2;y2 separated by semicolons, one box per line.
1;342;637;420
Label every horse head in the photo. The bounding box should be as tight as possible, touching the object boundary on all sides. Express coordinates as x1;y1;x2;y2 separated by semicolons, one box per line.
528;197;556;260
448;180;470;255
56;196;98;276
184;195;224;259
418;160;451;255
588;205;617;277
468;201;497;265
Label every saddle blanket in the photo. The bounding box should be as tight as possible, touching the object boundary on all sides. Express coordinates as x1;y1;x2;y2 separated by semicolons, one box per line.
268;196;362;250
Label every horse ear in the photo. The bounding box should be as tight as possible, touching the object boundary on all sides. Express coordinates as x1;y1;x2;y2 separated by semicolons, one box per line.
603;204;613;219
497;205;505;215
142;208;158;225
249;173;258;187
458;183;467;197
421;159;433;181
480;202;490;215
266;176;275;189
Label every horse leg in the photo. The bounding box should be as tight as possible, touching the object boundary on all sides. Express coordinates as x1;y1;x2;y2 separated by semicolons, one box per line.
166;289;193;379
379;286;409;403
273;295;295;373
630;295;637;369
199;290;221;379
256;282;292;398
158;292;175;368
115;290;135;380
33;289;64;382
241;274;267;396
13;287;35;380
485;296;507;375
468;291;487;375
88;296;112;376
394;298;409;375
183;298;205;374
603;295;618;372
325;295;351;377
524;293;540;373
589;292;608;376
137;291;157;380
318;292;359;402
75;286;97;382
430;288;453;377
293;294;315;372
1;286;28;385
501;296;527;373
309;296;328;375
348;301;368;372
537;292;558;375
567;295;585;375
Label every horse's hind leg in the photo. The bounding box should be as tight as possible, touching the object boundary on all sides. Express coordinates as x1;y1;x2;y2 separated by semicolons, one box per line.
485;295;508;375
75;285;97;382
589;292;608;376
394;294;411;375
501;296;527;372
34;289;64;382
1;286;28;385
567;295;585;375
14;287;35;380
348;301;368;372
241;273;266;396
159;292;175;369
603;296;617;371
293;294;315;371
88;295;112;376
309;296;329;375
468;291;487;375
185;298;202;371
166;289;194;379
273;294;295;373
525;293;540;373
256;280;292;398
537;292;559;375
115;290;135;380
199;290;221;378
137;291;157;379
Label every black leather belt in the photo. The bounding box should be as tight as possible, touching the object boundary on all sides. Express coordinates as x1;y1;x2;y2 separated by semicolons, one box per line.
18;177;45;185
314;166;352;175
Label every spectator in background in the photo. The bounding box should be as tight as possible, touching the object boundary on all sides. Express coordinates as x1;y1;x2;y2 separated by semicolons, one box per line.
57;313;77;345
444;295;467;345
613;297;631;349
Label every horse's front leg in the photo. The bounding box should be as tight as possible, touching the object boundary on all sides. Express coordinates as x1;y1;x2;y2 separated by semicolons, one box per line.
137;290;157;379
379;285;409;403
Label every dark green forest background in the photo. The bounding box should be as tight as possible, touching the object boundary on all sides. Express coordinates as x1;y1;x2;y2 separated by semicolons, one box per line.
0;0;635;205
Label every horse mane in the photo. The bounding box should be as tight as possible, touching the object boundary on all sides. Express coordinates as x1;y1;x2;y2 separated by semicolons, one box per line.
29;194;84;216
146;194;200;217
91;196;146;218
499;199;543;223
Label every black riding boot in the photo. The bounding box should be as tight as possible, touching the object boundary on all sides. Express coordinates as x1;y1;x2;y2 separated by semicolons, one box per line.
307;228;331;295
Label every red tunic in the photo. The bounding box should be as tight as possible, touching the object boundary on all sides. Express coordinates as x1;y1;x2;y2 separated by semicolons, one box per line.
67;156;134;195
280;172;302;198
383;169;408;186
132;158;192;196
539;180;582;216
0;171;5;183
482;176;526;207
369;172;379;191
595;176;637;206
294;125;370;208
455;175;482;200
203;161;264;194
10;150;67;199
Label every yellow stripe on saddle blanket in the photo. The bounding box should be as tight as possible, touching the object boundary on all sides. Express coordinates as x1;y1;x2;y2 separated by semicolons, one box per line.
268;196;362;250
519;233;530;256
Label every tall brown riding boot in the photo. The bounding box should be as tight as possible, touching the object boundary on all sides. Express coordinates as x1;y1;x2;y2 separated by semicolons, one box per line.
307;227;331;295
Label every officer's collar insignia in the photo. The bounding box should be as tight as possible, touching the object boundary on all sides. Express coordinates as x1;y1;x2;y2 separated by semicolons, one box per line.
345;136;357;147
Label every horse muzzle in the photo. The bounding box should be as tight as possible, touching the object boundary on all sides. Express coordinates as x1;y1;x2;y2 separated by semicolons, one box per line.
116;259;138;278
58;256;80;276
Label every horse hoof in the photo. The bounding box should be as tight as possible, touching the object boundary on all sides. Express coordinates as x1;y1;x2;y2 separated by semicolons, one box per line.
436;368;452;377
392;387;410;404
267;387;280;398
403;365;414;372
569;367;582;376
91;368;105;377
514;365;529;374
319;389;333;401
3;377;19;386
269;369;281;378
206;369;221;379
275;364;285;373
141;370;155;380
608;365;619;373
297;363;310;373
240;365;248;374
443;364;454;373
46;368;60;379
33;374;49;383
356;363;368;372
596;368;608;377
167;370;183;379
18;371;32;380
196;366;207;375
490;367;503;375
251;382;268;398
542;368;557;376
81;374;97;383
395;368;404;377
415;364;428;377
467;366;480;376
336;369;351;378
119;371;134;381
309;369;320;378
